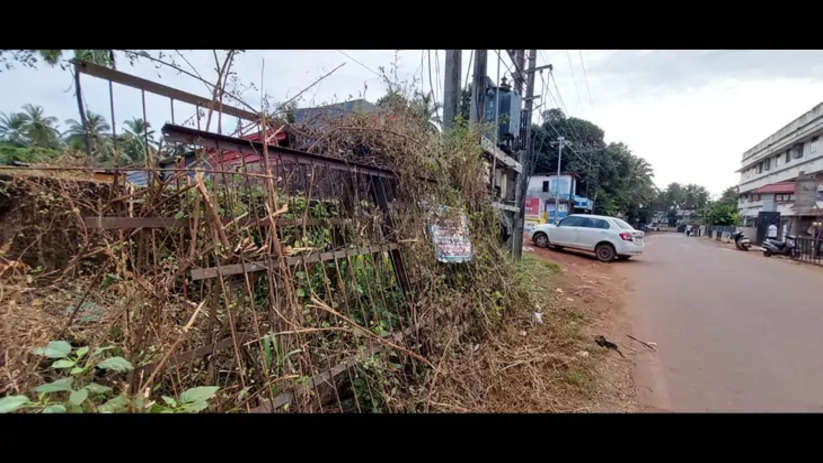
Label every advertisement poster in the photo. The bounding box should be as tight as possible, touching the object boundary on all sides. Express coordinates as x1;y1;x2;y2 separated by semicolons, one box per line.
525;198;540;218
548;176;572;200
546;202;568;223
429;206;472;264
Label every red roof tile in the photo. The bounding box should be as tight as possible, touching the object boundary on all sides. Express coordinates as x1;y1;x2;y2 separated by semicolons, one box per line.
752;182;795;194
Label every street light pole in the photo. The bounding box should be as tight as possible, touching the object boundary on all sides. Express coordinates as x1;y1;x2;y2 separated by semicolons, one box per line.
553;136;565;225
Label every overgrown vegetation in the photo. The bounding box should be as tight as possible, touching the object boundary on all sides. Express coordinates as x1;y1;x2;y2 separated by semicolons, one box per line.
0;74;546;413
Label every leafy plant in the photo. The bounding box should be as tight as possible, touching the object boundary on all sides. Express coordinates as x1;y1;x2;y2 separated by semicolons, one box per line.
0;340;219;414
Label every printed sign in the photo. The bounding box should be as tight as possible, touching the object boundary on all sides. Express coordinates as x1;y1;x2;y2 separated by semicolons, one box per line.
524;218;540;233
525;198;540;217
429;206;472;264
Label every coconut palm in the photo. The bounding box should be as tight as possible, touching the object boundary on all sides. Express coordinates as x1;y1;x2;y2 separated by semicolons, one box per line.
0;112;27;146
121;118;157;164
64;111;111;153
18;104;61;148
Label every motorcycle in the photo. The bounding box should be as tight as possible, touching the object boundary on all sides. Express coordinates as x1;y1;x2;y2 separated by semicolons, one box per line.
761;235;798;257
732;231;751;251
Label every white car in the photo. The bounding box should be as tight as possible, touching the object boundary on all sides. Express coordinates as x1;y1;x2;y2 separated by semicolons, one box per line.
528;214;645;262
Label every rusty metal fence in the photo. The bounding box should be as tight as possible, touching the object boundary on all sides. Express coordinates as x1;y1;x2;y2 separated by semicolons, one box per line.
47;120;438;412
792;236;823;266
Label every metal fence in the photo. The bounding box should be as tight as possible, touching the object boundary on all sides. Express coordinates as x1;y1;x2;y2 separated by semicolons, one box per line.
705;225;735;238
792;237;823;266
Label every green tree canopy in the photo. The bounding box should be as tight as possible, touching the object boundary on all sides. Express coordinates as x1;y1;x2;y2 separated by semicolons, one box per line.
529;108;657;223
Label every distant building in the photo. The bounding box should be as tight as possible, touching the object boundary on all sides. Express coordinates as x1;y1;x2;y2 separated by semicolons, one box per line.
524;173;593;231
294;99;378;124
736;102;823;235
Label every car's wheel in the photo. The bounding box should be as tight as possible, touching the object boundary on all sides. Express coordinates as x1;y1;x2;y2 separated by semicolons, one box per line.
617;255;631;261
763;250;771;257
595;243;616;262
533;232;549;248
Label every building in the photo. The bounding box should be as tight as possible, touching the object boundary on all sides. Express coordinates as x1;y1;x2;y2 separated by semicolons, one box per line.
294;99;378;124
737;102;823;236
524;173;593;231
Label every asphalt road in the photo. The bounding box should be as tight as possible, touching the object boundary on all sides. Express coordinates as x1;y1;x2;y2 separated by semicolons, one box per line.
621;232;823;412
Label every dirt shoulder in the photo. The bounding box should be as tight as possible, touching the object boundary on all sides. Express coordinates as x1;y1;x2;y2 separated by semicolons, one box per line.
523;244;641;412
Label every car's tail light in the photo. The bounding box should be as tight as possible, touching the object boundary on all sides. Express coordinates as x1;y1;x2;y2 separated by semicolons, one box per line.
619;232;634;241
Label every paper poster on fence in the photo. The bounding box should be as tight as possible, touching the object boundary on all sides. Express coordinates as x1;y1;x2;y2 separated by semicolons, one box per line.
429;207;472;263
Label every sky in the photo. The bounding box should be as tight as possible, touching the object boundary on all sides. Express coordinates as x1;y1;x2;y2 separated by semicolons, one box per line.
3;49;823;197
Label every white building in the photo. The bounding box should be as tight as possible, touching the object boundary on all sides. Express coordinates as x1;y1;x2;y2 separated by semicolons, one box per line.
524;173;593;231
737;102;823;234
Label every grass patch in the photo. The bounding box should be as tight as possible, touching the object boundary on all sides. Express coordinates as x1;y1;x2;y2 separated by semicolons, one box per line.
0;142;62;165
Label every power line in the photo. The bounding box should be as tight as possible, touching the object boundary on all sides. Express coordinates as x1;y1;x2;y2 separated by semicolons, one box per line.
578;50;594;107
336;50;381;78
549;70;569;115
565;50;584;114
492;49;515;81
548;69;588;145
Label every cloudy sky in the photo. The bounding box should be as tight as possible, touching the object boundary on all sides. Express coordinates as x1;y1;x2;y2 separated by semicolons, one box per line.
3;50;823;197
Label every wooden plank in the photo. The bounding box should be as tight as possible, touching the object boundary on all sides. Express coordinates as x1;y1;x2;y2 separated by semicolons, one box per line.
82;216;364;230
481;137;523;173
491;201;519;213
76;61;259;122
251;328;411;413
83;216;181;229
189;244;401;281
134;334;252;378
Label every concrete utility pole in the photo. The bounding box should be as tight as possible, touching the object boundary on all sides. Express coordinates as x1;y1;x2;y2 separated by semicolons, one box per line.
512;50;525;96
511;49;537;259
469;50;487;124
443;50;462;132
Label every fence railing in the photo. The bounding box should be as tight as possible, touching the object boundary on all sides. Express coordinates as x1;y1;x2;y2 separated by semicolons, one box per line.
792;237;823;266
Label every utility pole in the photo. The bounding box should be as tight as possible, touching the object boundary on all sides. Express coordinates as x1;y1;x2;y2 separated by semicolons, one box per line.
469;50;487;124
552;136;567;224
511;49;537;259
512;50;525;96
443;50;462;132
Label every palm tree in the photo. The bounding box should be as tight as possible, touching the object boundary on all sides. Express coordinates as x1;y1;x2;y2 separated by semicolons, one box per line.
121;117;156;164
0;112;27;146
17;104;61;148
64;111;111;152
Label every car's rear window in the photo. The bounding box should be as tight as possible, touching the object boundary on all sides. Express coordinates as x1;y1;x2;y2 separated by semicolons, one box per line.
612;218;633;230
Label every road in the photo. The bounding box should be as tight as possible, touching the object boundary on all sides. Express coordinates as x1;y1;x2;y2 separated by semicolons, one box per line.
621;232;823;412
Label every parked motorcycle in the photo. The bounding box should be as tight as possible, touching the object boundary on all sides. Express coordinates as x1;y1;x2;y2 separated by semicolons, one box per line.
761;235;798;257
732;231;751;251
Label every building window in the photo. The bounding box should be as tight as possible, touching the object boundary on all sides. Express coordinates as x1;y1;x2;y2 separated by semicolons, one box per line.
752;194;760;201
786;150;791;163
812;136;819;154
764;158;771;171
542;181;549;192
756;163;762;174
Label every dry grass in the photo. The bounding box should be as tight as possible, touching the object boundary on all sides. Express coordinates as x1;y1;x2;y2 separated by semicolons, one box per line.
407;254;608;412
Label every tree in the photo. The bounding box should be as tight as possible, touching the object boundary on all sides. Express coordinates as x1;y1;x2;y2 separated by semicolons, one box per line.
376;90;440;133
0;112;27;146
17;104;61;148
705;186;739;226
64;111;110;153
530;110;657;223
120;118;156;164
37;50;115;157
